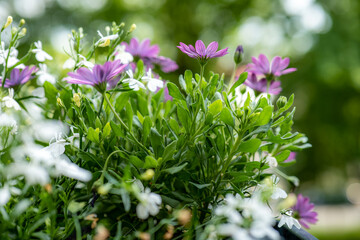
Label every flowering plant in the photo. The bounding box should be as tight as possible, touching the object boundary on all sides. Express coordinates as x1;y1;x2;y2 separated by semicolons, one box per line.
0;17;317;239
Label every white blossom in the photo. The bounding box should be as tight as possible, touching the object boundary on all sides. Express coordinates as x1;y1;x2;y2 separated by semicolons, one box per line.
0;185;11;206
0;42;25;68
62;58;76;69
270;176;287;200
95;30;118;47
136;188;162;219
265;155;278;168
2;88;21;111
7;162;50;185
123;70;146;91
142;69;164;92
36;63;56;85
63;55;94;69
278;212;301;229
32;41;53;62
114;45;133;64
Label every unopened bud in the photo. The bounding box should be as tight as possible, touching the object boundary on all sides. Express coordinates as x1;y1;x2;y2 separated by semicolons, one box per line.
98;38;110;47
57;98;64;108
119;22;125;28
18;28;26;37
276;96;287;109
73;93;81;107
105;26;110;34
234;45;244;65
129;24;136;32
19;19;25;27
11;27;18;35
98;183;112;195
240;84;247;94
3;16;13;29
141;169;155;181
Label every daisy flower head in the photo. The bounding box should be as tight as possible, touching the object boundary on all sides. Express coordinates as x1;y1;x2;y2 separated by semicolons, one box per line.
65;60;127;93
292;194;318;228
247;54;296;80
243;73;282;95
177;40;228;65
0;66;37;88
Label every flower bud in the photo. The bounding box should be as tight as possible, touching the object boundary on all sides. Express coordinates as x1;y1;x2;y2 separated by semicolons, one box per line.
94;225;109;240
73;93;81;107
11;27;18;35
240;84;247;94
18;28;26;37
276;96;287;109
3;16;13;29
141;169;155;180
19;19;25;27
138;232;150;240
233;45;244;65
105;26;110;34
129;24;136;32
119;22;125;28
177;209;192;226
57;98;64;108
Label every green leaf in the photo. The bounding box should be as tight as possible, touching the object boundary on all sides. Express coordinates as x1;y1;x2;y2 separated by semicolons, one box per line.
275;150;291;162
87;127;99;143
103;122;111;138
129;155;144;168
95;117;102;129
142;116;152;142
257;105;273;125
115;92;130;112
163;162;188;174
220;107;234;127
228;72;248;93
184;70;193;93
169;118;180;135
238;138;261;153
85;100;96;126
43;81;58;104
137;111;144;124
125;102;133;131
167;82;185;101
144;155;158;168
161;140;177;164
208;99;223;116
177;105;190;132
110;121;124;137
189;182;211;189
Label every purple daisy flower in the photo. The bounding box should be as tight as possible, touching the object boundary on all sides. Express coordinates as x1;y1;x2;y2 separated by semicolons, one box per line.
247;54;297;79
177;40;228;64
243;73;282;95
0;66;38;88
292;194;318;229
284;152;297;163
122;38;160;59
122;38;178;73
65;60;127;92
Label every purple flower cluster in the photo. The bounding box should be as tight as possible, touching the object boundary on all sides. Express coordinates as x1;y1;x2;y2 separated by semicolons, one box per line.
244;54;296;95
122;38;178;73
177;40;228;64
0;66;37;88
65;60;127;92
292;194;318;228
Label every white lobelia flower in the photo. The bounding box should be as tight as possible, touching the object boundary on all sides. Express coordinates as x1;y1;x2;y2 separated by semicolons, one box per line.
36;63;56;85
32;41;53;62
114;45;133;64
7;162;50;186
265;154;278;168
0;185;11;206
0;42;25;68
2;88;21;111
278;211;301;229
63;55;94;69
270;175;287;200
142;69;164;92
123;70;146;91
95;30;118;47
62;58;76;69
217;223;252;240
136;188;162;219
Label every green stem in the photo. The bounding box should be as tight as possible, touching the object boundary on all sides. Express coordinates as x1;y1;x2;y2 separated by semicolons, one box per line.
99;150;123;183
103;93;150;154
229;64;237;88
199;64;205;92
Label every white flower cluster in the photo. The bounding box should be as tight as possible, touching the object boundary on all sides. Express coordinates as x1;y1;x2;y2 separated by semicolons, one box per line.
214;194;280;240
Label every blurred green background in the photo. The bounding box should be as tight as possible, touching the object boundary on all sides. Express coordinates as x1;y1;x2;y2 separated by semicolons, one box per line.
1;0;360;238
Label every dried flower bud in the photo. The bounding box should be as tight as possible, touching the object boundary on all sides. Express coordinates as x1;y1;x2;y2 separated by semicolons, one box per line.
85;214;99;229
94;225;109;240
73;93;81;107
3;16;13;29
129;24;136;32
163;225;174;240
141;169;155;180
276;96;287;109
19;19;25;27
234;45;244;65
44;183;52;193
177;209;192;226
138;232;150;240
